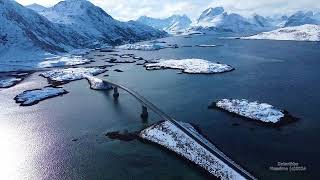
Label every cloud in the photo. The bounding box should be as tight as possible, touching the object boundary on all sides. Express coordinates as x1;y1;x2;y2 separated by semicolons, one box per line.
16;0;320;21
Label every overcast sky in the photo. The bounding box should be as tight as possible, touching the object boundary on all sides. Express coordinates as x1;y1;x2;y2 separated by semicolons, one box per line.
16;0;320;21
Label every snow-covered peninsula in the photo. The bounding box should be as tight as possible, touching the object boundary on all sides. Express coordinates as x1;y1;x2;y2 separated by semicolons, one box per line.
242;24;320;41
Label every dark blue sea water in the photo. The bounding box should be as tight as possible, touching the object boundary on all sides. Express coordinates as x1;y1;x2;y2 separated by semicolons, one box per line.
0;35;319;179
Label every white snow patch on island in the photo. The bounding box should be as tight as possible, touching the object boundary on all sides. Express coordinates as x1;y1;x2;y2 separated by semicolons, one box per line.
117;43;166;51
197;44;217;47
140;121;246;180
146;59;234;74
40;67;107;83
15;87;68;106
0;77;23;88
83;75;112;90
38;56;91;68
216;99;284;123
241;24;320;41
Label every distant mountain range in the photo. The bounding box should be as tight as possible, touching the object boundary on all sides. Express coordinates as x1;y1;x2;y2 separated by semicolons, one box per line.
284;11;320;27
137;6;320;35
137;15;192;34
0;0;166;70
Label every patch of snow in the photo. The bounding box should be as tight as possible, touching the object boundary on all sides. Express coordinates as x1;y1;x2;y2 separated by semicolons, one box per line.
197;44;217;47
133;56;144;60
145;59;234;74
216;99;284;123
179;30;205;36
117;43;166;51
242;24;320;41
83;75;112;90
0;77;23;88
14;86;68;106
40;67;107;84
140;121;246;180
38;56;91;68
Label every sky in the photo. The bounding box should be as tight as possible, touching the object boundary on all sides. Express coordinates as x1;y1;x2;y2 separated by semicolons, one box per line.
16;0;320;21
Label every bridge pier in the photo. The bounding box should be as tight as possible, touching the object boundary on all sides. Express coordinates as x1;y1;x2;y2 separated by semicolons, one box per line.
113;87;119;98
141;105;149;119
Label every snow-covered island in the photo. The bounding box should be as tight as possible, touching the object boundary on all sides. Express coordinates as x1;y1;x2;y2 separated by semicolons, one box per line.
0;72;31;88
241;24;320;41
117;43;166;51
14;86;68;106
40;67;107;85
0;77;23;88
83;75;112;90
210;99;297;125
139;120;247;180
38;56;92;68
145;59;234;74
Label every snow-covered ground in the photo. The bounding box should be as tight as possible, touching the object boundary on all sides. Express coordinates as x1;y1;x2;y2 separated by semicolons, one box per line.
83;75;112;90
117;43;166;51
145;59;234;74
242;24;320;41
38;56;91;68
0;77;23;88
14;86;68;106
40;67;107;84
215;99;285;123
140;120;246;180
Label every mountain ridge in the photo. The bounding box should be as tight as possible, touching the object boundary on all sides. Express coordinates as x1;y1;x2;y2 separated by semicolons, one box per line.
137;14;192;33
0;0;166;71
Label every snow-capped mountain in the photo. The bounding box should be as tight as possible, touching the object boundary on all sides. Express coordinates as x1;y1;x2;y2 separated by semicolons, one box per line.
269;15;289;28
193;7;265;34
0;0;98;71
196;7;225;25
26;3;47;12
0;0;90;54
0;0;166;71
242;24;320;41
39;0;166;45
285;11;320;27
137;15;192;33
